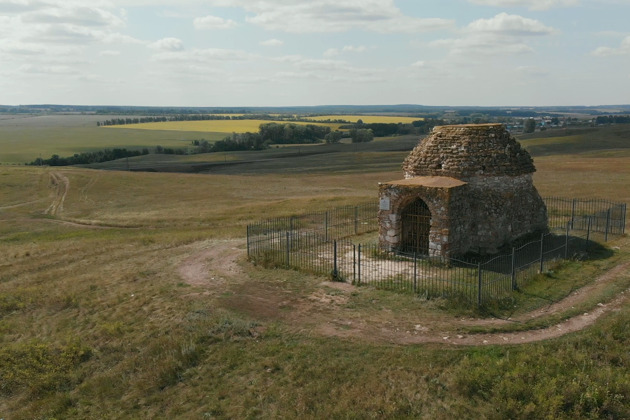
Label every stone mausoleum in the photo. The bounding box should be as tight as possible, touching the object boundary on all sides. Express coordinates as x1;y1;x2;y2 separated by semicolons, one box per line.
378;124;548;257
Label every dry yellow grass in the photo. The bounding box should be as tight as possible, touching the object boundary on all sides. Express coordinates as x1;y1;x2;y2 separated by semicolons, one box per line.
533;154;630;204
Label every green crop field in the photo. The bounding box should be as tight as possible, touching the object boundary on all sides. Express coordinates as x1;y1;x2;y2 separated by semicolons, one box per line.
104;119;342;134
1;122;630;418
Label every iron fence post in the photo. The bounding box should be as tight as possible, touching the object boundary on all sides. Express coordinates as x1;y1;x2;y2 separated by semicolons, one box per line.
586;217;592;251
571;198;576;230
286;231;290;268
413;252;418;293
511;247;516;291
332;240;339;281
623;203;627;235
605;209;610;242
357;244;362;286
353;244;356;284
325;211;329;242
477;263;482;308
354;206;359;235
539;233;545;273
246;225;250;258
565;222;570;260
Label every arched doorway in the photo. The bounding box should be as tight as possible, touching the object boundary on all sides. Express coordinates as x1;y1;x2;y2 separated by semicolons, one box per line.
400;198;431;254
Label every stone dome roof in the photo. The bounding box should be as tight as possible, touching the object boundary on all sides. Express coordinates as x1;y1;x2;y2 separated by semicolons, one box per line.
402;124;535;179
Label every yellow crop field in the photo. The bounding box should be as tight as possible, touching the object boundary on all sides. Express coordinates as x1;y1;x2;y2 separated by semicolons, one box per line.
306;115;423;124
104;120;342;134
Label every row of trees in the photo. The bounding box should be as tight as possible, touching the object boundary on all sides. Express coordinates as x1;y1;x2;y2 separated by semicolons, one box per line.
258;123;331;144
97;114;355;127
193;132;266;153
595;115;630;125
98;115;233;126
29;148;148;166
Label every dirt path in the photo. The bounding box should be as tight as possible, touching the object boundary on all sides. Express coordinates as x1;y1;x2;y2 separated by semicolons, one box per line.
44;172;69;216
177;239;244;289
0;199;48;210
177;239;630;346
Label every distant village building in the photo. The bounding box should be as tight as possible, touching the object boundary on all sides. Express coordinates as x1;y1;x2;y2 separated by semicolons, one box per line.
378;124;548;257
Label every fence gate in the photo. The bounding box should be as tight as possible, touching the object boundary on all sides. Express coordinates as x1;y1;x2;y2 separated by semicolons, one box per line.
401;198;431;255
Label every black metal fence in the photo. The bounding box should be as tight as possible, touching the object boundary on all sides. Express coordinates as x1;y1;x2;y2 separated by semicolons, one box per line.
545;197;626;237
247;198;626;307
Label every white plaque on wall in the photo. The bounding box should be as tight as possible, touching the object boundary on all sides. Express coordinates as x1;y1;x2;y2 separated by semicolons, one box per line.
379;197;390;211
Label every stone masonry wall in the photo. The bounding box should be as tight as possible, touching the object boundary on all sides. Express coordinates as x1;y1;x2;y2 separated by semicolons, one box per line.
448;175;548;254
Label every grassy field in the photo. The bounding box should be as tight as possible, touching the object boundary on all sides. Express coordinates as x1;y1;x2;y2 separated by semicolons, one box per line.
0;115;219;164
1;124;630;418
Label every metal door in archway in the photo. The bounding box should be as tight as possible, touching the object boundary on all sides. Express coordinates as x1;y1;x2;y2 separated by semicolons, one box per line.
401;199;431;254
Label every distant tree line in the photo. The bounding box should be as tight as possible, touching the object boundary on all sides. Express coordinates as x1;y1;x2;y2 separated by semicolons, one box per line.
193;132;267;153
97;114;354;127
258;123;331;144
29;148;148;166
337;119;444;137
98;114;234;126
595;115;630;125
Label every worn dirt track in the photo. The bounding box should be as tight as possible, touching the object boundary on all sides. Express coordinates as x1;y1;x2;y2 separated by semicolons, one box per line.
44;171;69;216
178;239;630;347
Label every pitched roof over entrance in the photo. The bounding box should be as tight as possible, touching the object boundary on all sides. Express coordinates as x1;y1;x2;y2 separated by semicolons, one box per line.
402;124;535;179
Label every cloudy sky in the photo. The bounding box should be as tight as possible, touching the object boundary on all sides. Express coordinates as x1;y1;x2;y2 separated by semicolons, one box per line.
1;0;629;107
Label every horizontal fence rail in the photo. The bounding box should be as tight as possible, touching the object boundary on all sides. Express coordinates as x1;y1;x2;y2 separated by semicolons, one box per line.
247;198;626;307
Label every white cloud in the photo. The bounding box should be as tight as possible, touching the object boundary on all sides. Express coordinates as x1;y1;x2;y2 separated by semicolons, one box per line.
272;55;303;63
432;36;534;55
0;0;130;52
342;45;367;53
275;56;385;83
151;47;252;63
323;45;367;57
468;0;579;10
213;0;454;33
432;13;555;56
467;13;555;36
260;38;283;47
591;36;630;56
21;5;124;27
0;39;45;54
26;25;101;44
411;60;426;68
0;0;46;14
149;37;184;51
193;15;237;30
101;32;144;45
18;63;79;75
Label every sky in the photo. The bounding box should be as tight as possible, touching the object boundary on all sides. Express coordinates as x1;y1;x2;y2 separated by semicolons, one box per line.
0;0;629;107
